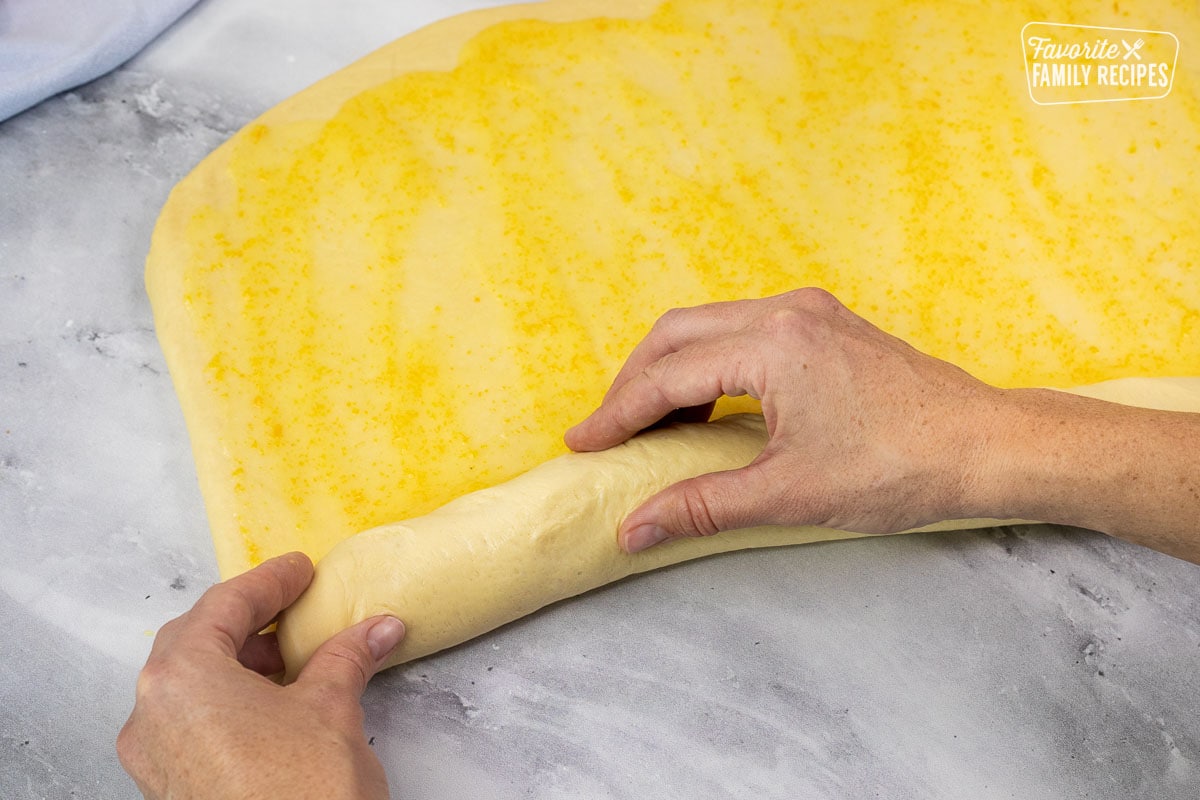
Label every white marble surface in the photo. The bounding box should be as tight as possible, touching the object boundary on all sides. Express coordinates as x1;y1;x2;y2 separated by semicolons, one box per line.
2;1;1199;798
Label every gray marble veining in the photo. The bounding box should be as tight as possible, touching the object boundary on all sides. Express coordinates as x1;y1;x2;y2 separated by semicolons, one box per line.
2;2;1198;798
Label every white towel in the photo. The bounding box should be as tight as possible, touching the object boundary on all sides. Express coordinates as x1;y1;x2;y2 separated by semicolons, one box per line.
0;0;202;122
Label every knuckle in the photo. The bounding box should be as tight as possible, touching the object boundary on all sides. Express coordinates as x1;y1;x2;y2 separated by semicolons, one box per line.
759;290;848;347
193;579;229;609
230;572;280;615
639;358;670;388
134;651;205;703
790;286;843;312
319;642;373;690
635;362;676;404
134;656;175;700
759;306;809;339
115;721;152;784
115;722;137;768
151;616;182;644
675;483;721;538
655;306;690;330
649;307;690;343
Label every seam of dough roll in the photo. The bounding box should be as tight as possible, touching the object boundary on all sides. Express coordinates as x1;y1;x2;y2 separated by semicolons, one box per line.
276;377;1200;680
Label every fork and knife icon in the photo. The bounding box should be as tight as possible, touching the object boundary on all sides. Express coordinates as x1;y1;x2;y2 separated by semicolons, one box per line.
1121;38;1145;60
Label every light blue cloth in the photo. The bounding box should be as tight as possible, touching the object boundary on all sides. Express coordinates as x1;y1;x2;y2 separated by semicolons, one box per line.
0;0;202;122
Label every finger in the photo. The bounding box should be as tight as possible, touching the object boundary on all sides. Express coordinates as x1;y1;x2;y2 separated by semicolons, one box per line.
566;296;786;452
604;308;729;401
237;630;285;677
166;552;314;660
603;291;823;400
603;304;737;395
567;336;758;451
619;462;778;552
296;616;406;701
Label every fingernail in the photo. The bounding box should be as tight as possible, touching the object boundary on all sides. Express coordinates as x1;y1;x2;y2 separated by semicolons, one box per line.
623;523;671;553
367;617;406;661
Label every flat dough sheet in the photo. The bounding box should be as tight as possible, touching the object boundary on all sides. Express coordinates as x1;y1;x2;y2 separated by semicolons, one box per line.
146;0;1200;579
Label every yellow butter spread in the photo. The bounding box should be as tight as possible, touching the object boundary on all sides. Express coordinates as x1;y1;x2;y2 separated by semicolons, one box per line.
147;0;1200;577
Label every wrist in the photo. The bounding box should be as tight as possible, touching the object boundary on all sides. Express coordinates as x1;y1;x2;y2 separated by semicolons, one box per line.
941;381;1200;563
956;387;1077;524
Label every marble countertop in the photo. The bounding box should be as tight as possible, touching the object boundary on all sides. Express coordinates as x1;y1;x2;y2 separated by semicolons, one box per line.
2;1;1199;798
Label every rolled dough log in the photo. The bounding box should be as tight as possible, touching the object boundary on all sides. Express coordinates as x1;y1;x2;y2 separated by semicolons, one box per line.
276;376;1200;679
275;415;867;679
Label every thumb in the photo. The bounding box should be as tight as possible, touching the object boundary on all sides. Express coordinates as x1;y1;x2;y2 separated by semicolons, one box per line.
620;464;773;553
295;615;406;700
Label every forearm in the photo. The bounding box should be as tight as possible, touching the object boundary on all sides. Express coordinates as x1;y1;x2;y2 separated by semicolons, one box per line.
970;388;1200;564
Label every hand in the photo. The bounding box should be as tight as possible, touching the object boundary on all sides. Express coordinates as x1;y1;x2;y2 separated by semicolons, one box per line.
117;552;406;800
565;288;1005;552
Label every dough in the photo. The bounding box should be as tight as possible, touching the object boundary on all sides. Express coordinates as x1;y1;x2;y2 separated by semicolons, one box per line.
274;415;909;678
276;377;1200;678
145;0;1200;582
